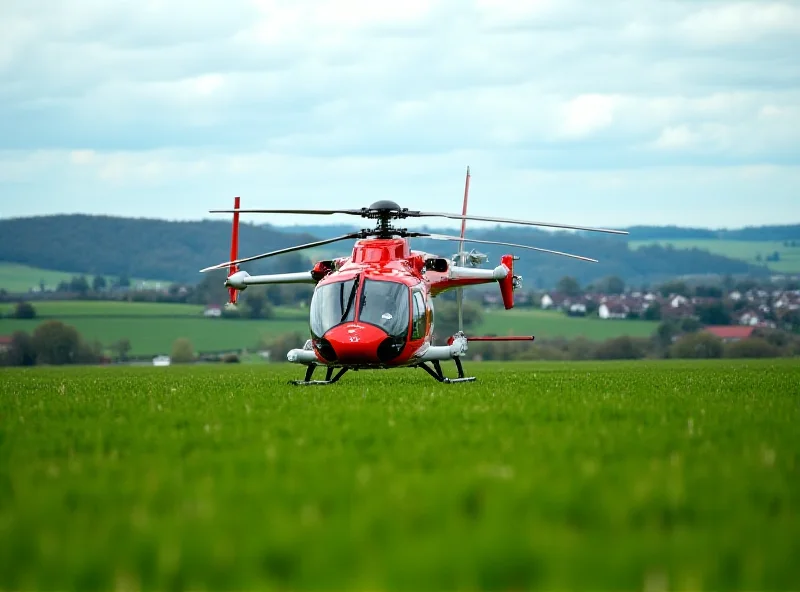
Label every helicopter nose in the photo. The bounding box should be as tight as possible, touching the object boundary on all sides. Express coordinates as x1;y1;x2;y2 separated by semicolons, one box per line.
316;323;405;364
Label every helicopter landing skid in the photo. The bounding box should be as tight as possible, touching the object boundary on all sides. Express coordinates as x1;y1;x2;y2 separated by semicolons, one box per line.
289;364;349;386
416;357;476;383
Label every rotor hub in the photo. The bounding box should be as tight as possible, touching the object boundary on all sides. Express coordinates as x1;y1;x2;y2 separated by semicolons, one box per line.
363;200;409;237
368;199;401;213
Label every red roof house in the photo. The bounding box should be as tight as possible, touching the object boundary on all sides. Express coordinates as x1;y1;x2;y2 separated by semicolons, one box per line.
703;326;755;342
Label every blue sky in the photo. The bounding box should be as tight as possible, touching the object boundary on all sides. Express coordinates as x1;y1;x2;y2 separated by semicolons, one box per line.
1;0;799;231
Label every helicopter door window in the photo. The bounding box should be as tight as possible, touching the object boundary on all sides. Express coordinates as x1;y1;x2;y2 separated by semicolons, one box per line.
411;290;426;340
309;276;359;338
357;279;410;339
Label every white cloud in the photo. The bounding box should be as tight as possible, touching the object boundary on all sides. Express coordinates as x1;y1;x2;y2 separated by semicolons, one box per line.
0;0;799;227
678;2;800;46
558;94;621;138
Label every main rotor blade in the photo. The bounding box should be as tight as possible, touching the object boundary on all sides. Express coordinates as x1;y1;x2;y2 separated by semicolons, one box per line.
199;232;363;272
411;211;628;235
209;208;363;216
418;233;598;263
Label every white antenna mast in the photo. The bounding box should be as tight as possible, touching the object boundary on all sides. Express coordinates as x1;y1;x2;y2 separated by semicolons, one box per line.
457;165;470;333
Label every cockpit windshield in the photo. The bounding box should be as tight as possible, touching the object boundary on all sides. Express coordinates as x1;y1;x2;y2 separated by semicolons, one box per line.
309;275;411;339
310;276;359;338
358;278;410;339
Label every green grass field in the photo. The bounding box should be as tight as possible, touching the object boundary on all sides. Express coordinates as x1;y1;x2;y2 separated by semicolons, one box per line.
629;239;800;274
0;263;171;293
0;301;658;356
1;359;798;589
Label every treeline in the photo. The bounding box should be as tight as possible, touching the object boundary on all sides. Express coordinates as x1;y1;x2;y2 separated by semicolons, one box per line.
0;321;111;366
465;325;800;362
0;215;775;290
250;324;800;365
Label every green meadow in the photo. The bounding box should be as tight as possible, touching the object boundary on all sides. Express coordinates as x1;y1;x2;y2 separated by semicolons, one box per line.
1;359;798;589
629;239;800;274
0;263;171;293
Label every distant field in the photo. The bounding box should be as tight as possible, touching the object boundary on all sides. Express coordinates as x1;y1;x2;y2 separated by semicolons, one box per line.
629;239;800;273
474;307;658;340
1;359;798;589
0;262;171;293
0;301;658;356
0;300;205;318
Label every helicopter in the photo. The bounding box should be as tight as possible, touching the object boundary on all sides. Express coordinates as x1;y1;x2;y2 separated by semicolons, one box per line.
200;168;628;385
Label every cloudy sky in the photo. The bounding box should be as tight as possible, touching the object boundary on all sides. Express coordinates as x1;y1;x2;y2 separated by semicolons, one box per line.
1;0;799;231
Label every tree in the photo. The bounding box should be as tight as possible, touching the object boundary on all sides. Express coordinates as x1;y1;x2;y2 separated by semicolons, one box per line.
680;317;702;333
111;338;132;361
696;302;731;325
259;331;307;363
654;320;679;350
670;332;723;359
643;301;661;321
658;280;690;297
70;275;90;295
12;301;36;319
557;276;581;296
724;338;782;359
694;285;723;298
171;338;194;363
431;300;483;344
188;270;229;306
593;336;648;360
602;276;625;294
92;275;107;292
734;279;759;293
781;309;800;334
31;320;82;365
244;290;273;319
6;331;36;366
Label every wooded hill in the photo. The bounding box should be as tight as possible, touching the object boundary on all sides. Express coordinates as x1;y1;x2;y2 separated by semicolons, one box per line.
1;215;787;289
0;215;319;285
622;225;800;241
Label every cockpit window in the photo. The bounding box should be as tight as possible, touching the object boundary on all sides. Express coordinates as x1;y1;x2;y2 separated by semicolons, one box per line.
309;276;359;338
358;279;410;339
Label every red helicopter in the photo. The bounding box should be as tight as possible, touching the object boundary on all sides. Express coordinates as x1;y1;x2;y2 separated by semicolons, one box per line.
201;168;627;384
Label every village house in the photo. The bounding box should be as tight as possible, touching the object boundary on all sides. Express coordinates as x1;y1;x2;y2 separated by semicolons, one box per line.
598;303;628;319
703;326;755;342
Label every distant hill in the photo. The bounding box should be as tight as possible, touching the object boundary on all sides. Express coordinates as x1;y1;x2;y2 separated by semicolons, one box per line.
0;215;320;285
0;215;779;290
624;224;800;241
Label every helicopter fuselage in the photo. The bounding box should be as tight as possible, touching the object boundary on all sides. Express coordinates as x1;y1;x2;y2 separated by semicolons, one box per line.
287;237;514;369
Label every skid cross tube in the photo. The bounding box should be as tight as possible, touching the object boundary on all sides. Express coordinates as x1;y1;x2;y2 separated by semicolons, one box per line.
290;364;349;386
416;358;476;383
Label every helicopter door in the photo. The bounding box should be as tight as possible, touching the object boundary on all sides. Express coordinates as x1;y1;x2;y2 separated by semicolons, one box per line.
411;289;426;340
